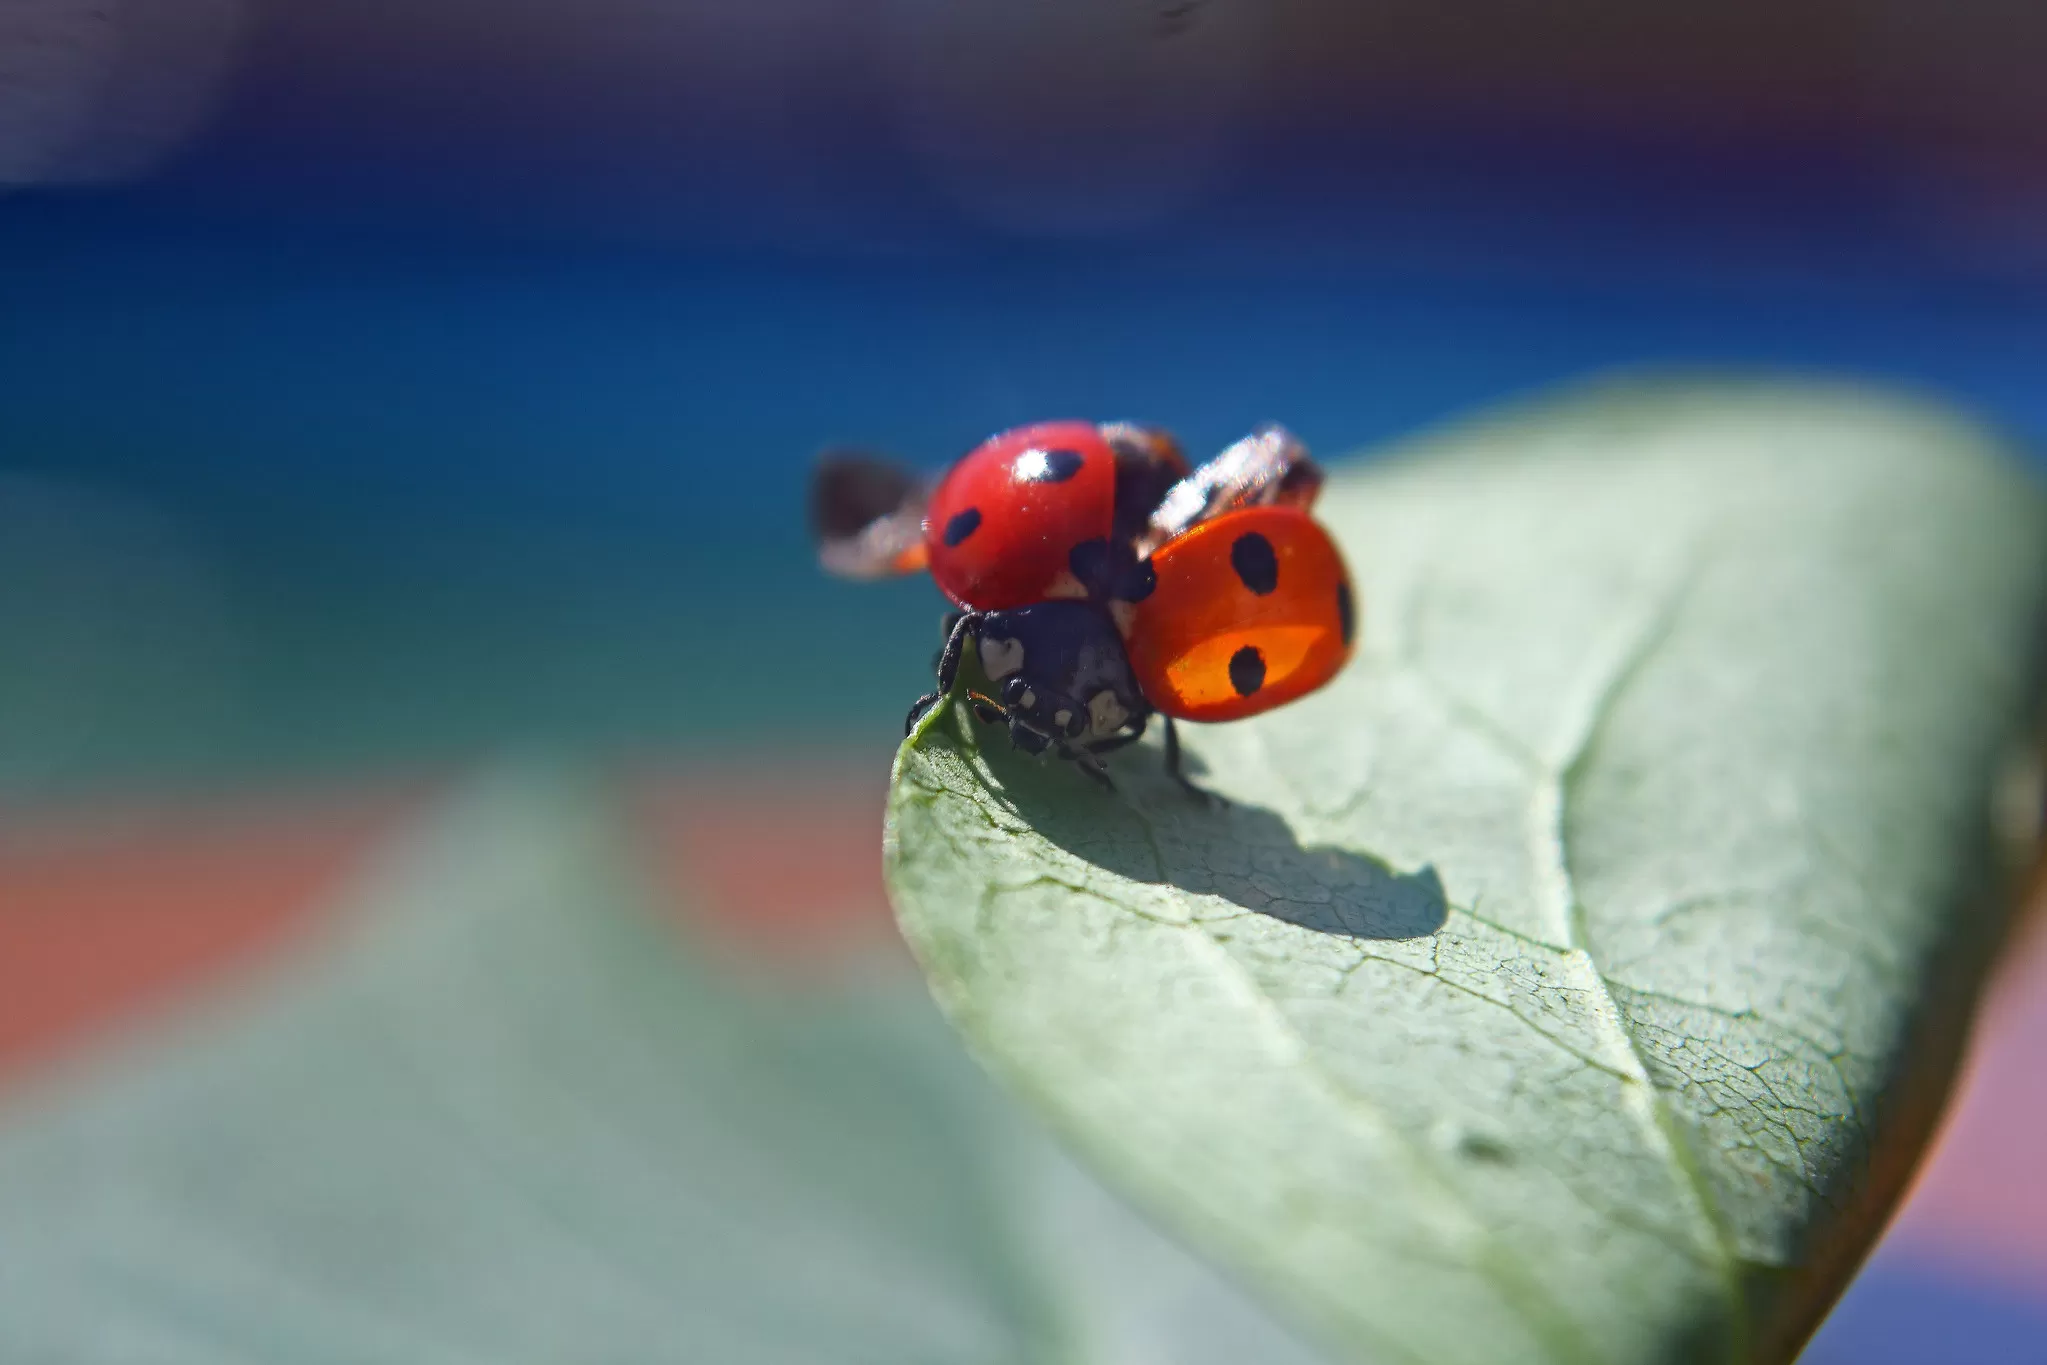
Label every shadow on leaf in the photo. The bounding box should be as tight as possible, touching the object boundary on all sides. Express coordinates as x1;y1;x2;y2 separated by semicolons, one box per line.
960;712;1447;942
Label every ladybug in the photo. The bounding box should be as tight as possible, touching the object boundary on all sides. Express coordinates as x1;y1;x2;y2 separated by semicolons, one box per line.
812;420;1189;609
1123;503;1356;723
906;503;1356;791
811;420;1325;610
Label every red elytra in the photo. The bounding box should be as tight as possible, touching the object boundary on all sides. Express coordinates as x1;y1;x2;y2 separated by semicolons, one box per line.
922;421;1119;610
1124;504;1357;723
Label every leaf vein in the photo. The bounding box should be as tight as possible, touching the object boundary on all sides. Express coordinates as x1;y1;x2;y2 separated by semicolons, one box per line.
1544;548;1754;1352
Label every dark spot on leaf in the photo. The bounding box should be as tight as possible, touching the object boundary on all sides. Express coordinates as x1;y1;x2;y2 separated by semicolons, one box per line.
1454;1131;1515;1166
943;507;982;547
1336;579;1355;645
1229;645;1266;696
1021;449;1086;483
1231;532;1279;595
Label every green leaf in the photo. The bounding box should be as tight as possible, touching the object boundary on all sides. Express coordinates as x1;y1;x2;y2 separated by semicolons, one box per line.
885;381;2047;1365
0;775;1334;1364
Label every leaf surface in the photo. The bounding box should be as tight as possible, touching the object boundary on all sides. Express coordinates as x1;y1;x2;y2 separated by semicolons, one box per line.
886;382;2047;1365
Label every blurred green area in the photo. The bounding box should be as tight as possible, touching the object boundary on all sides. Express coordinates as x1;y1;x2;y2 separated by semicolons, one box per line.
0;775;1335;1363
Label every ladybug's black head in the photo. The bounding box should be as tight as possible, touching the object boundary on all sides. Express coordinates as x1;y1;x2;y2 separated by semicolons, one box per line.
975;602;1148;751
1000;675;1087;739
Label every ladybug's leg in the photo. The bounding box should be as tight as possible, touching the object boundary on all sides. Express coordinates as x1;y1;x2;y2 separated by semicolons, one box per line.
1008;718;1052;755
1081;712;1147;757
1053;738;1116;791
905;611;985;735
904;694;942;734
932;611;983;693
1161;716;1213;803
930;610;966;671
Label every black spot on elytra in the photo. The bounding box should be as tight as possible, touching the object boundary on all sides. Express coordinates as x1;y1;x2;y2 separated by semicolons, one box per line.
1021;448;1086;483
1336;579;1355;645
1068;538;1156;603
1228;644;1266;696
1067;538;1111;589
1230;532;1279;595
943;507;982;547
1124;556;1157;602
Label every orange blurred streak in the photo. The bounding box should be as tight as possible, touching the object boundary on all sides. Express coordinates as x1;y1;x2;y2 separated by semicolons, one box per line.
0;785;425;1088
0;762;896;1098
626;762;898;964
1884;903;2047;1293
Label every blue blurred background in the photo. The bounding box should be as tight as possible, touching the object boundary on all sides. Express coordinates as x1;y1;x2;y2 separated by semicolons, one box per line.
3;3;2046;1356
4;0;2044;797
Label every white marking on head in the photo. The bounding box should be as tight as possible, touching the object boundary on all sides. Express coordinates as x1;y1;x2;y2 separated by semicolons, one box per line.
978;634;1025;680
1087;689;1130;737
1053;708;1073;729
1043;570;1087;600
1018;688;1037;710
